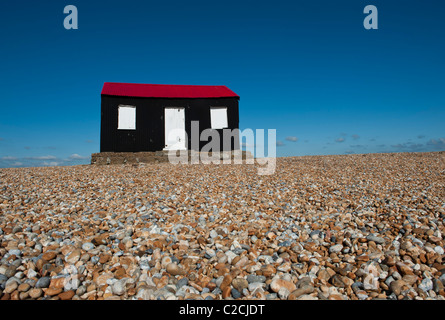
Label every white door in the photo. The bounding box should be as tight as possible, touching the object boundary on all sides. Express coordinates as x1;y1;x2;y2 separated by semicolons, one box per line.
164;107;186;150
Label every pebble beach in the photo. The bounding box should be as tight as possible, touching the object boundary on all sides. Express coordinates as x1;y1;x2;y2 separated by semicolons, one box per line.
0;151;444;300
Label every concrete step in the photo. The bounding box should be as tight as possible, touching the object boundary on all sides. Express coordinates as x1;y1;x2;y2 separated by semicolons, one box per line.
91;150;253;165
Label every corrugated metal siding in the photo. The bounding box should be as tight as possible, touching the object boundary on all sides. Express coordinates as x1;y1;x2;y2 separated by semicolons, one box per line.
100;96;239;152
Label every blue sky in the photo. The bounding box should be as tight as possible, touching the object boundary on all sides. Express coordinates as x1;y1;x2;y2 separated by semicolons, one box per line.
0;0;444;167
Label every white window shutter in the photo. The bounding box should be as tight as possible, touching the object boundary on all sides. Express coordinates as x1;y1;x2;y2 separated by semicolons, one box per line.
118;105;136;130
210;107;228;129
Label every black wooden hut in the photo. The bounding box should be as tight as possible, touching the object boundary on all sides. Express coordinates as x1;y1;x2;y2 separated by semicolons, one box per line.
100;82;240;153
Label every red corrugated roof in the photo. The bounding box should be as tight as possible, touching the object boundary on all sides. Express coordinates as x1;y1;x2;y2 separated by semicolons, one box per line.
101;82;239;99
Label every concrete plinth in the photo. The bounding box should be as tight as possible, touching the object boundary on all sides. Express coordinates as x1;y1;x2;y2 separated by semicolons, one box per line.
91;150;253;165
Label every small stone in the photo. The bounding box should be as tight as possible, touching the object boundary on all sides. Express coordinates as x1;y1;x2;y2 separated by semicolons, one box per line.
231;288;242;299
65;249;81;264
433;279;444;293
248;282;266;292
220;274;233;291
19;291;29;300
82;242;95;251
114;267;126;279
42;251;57;261
382;255;396;267
92;235;107;246
76;285;87;296
270;279;296;293
50;277;67;289
296;277;313;288
9;249;21;257
288;285;315;300
80;253;90;263
95;272;113;286
278;287;290;299
87;283;97;292
18;283;31;292
366;235;386;245
4;265;17;278
246;275;266;284
99;253;111;264
329;244;343;254
389;280;406;296
205;248;216;258
330;274;345;288
161;256;173;268
363;274;379;291
136;287;154;300
29;288;43;299
210;230;218;238
317;269;332;283
260;265;276;277
5;280;18;294
222;286;232;299
45;287;63;296
402;274;418;286
176;277;189;289
112;279;127;296
298;294;318;300
356;291;369;300
12;226;22;234
27;269;38;279
35;277;51;288
166;263;186;276
234;256;249;269
122;237;133;250
58;290;75;300
232;278;248;292
329;294;345;300
419;278;433;293
396;262;414;276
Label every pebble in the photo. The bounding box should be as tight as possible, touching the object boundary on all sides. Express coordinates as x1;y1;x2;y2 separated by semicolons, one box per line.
366;235;386;245
231;288;242;299
28;288;43;299
18;283;31;292
81;242;95;251
166;263;186;276
248;282;266;292
58;290;75;300
246;275;266;284
288;285;314;300
176;277;188;289
35;277;51;289
45;287;63;296
390;280;407;296
298;294;318;300
0;152;444;300
329;244;343;254
270;278;296;293
42;251;57;261
232;278;248;292
419;278;433;293
4;280;18;294
65;250;81;264
112;279;127;296
9;249;21;257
